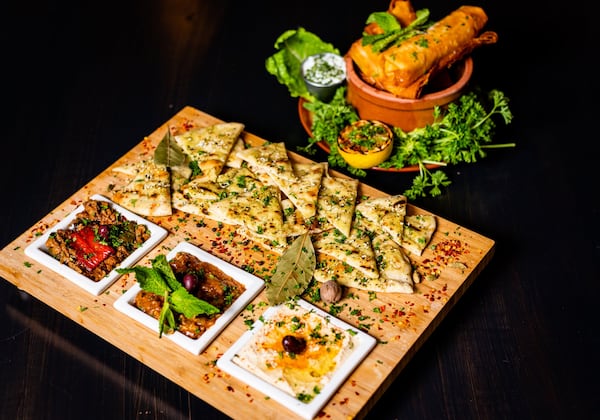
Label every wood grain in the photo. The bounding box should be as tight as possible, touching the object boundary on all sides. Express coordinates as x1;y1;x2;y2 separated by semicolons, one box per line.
0;106;494;419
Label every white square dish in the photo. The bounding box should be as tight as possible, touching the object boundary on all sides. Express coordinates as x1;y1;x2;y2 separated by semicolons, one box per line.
113;241;265;355
217;299;377;419
24;194;168;296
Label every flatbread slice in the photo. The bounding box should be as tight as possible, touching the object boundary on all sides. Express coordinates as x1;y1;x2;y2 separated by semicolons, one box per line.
280;198;309;238
401;214;437;256
236;141;292;176
174;122;244;182
232;199;305;254
315;174;358;237
313;254;409;293
372;232;415;293
236;142;290;187
313;227;379;279
173;167;266;216
111;159;172;217
206;185;287;245
355;194;407;246
236;227;291;255
281;162;324;221
171;179;223;216
215;166;264;194
225;136;246;168
169;162;193;192
237;143;325;221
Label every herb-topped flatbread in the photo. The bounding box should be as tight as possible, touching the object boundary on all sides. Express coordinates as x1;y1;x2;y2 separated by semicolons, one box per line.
236;141;292;177
372;232;416;293
174;122;245;182
171;179;223;216
401;214;437;256
111;159;172;217
315;174;359;237
282;162;324;221
355;194;407;246
172;167;265;216
206;185;287;245
314;253;409;293
236;143;324;222
225;136;246;169
280;198;309;238
313;227;379;279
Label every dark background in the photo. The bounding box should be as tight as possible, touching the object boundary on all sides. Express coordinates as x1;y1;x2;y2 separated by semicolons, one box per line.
2;1;598;419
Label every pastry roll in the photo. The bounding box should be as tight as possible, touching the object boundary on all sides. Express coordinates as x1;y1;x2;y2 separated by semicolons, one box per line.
349;5;498;98
387;0;417;27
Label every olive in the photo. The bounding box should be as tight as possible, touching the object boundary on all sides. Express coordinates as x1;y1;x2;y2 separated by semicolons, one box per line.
281;335;306;354
182;273;198;293
97;225;109;240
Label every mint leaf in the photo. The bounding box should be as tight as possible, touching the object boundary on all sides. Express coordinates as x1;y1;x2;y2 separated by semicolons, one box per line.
117;265;169;295
158;296;175;338
152;254;181;291
170;288;220;318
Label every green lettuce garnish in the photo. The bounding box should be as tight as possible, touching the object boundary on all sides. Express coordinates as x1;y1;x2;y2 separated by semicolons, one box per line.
265;27;339;100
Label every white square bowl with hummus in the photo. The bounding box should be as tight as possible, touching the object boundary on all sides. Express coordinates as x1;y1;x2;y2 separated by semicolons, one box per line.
217;298;377;419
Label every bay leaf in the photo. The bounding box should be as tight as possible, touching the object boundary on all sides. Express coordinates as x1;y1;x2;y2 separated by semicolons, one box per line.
154;127;186;168
266;232;316;305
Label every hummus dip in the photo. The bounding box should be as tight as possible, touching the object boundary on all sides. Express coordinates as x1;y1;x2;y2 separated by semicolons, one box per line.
233;302;355;402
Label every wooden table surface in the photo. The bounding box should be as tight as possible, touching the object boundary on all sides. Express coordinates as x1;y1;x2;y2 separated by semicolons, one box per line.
2;1;598;419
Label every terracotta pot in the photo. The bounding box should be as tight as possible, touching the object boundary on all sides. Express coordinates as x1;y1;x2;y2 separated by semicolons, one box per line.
345;55;473;132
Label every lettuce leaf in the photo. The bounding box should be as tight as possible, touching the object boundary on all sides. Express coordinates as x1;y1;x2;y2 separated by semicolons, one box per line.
265;27;339;100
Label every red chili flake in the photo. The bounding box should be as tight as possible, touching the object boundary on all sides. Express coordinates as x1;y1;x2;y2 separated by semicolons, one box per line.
418;239;469;280
226;385;235;392
182;119;195;131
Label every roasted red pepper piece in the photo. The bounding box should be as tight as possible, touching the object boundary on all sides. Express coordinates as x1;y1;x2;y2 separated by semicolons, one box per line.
70;226;115;271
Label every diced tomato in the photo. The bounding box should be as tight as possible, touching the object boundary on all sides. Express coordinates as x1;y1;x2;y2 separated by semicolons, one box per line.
70;226;115;271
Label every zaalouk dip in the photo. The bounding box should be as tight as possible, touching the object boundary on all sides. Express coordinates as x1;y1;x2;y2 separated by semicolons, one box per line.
45;199;150;282
134;251;246;339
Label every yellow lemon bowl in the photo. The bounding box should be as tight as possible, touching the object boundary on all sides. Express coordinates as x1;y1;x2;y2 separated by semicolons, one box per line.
337;120;394;169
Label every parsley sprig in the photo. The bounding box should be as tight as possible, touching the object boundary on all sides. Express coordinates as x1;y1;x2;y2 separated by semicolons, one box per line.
300;88;515;199
117;254;220;337
388;89;514;198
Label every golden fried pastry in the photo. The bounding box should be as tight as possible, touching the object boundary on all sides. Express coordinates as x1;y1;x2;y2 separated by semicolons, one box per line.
349;5;498;98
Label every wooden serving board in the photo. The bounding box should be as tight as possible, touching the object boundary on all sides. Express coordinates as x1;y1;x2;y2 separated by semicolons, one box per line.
0;106;495;419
